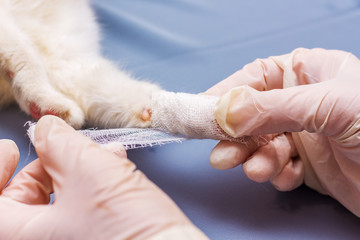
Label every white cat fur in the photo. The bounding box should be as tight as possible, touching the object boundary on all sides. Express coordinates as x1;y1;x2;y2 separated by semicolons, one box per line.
0;0;161;128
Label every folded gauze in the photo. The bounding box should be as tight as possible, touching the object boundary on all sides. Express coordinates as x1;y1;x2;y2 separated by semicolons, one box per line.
27;90;256;150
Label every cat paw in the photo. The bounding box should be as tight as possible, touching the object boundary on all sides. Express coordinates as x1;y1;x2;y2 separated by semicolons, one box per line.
10;68;85;128
123;88;158;128
28;100;85;129
86;80;161;128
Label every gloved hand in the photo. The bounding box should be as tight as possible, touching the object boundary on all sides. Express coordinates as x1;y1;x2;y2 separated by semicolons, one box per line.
206;48;360;217
0;115;207;239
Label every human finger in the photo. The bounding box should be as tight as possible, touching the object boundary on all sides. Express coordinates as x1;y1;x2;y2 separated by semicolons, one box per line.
34;116;201;239
209;140;259;170
205;57;284;97
33;115;132;193
1;159;53;204
209;134;275;170
0;140;19;190
205;48;353;97
101;142;127;158
270;157;304;191
214;80;354;138
242;133;297;183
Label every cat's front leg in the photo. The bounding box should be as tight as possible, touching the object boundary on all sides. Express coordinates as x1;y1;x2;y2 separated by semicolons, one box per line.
85;78;161;129
11;66;85;128
0;74;15;109
79;59;161;128
0;13;85;128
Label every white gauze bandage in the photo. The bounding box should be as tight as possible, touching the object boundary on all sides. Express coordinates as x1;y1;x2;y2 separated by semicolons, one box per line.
27;91;253;150
26;123;185;150
151;91;249;143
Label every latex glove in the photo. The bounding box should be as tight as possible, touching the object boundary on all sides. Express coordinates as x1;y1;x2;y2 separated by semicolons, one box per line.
0;116;207;239
206;48;360;217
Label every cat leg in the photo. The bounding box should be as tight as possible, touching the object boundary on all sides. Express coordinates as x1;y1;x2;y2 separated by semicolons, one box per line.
0;74;15;109
72;59;161;128
0;11;85;128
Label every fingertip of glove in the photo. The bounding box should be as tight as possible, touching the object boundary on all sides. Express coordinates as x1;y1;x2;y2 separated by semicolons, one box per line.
209;150;229;170
0;139;20;162
242;157;273;183
34;115;74;149
101;142;127;158
209;142;241;170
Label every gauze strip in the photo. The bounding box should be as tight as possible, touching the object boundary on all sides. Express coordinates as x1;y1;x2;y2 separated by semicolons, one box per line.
80;128;185;150
27;123;185;150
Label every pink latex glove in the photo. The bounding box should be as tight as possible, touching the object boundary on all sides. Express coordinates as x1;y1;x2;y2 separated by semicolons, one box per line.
206;48;360;217
0;116;207;239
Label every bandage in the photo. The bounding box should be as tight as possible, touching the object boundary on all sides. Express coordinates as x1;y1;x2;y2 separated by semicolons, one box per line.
151;91;245;141
27;91;254;149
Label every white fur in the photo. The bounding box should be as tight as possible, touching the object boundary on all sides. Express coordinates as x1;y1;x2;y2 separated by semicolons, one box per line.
0;0;161;128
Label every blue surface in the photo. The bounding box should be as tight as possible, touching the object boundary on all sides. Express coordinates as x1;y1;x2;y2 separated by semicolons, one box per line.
1;0;360;239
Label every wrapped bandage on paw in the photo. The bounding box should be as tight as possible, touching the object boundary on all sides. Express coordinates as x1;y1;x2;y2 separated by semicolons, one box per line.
150;91;251;143
27;88;256;150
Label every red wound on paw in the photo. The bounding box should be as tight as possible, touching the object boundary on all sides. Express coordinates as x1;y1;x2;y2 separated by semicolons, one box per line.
30;102;42;120
29;102;59;120
6;71;14;80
